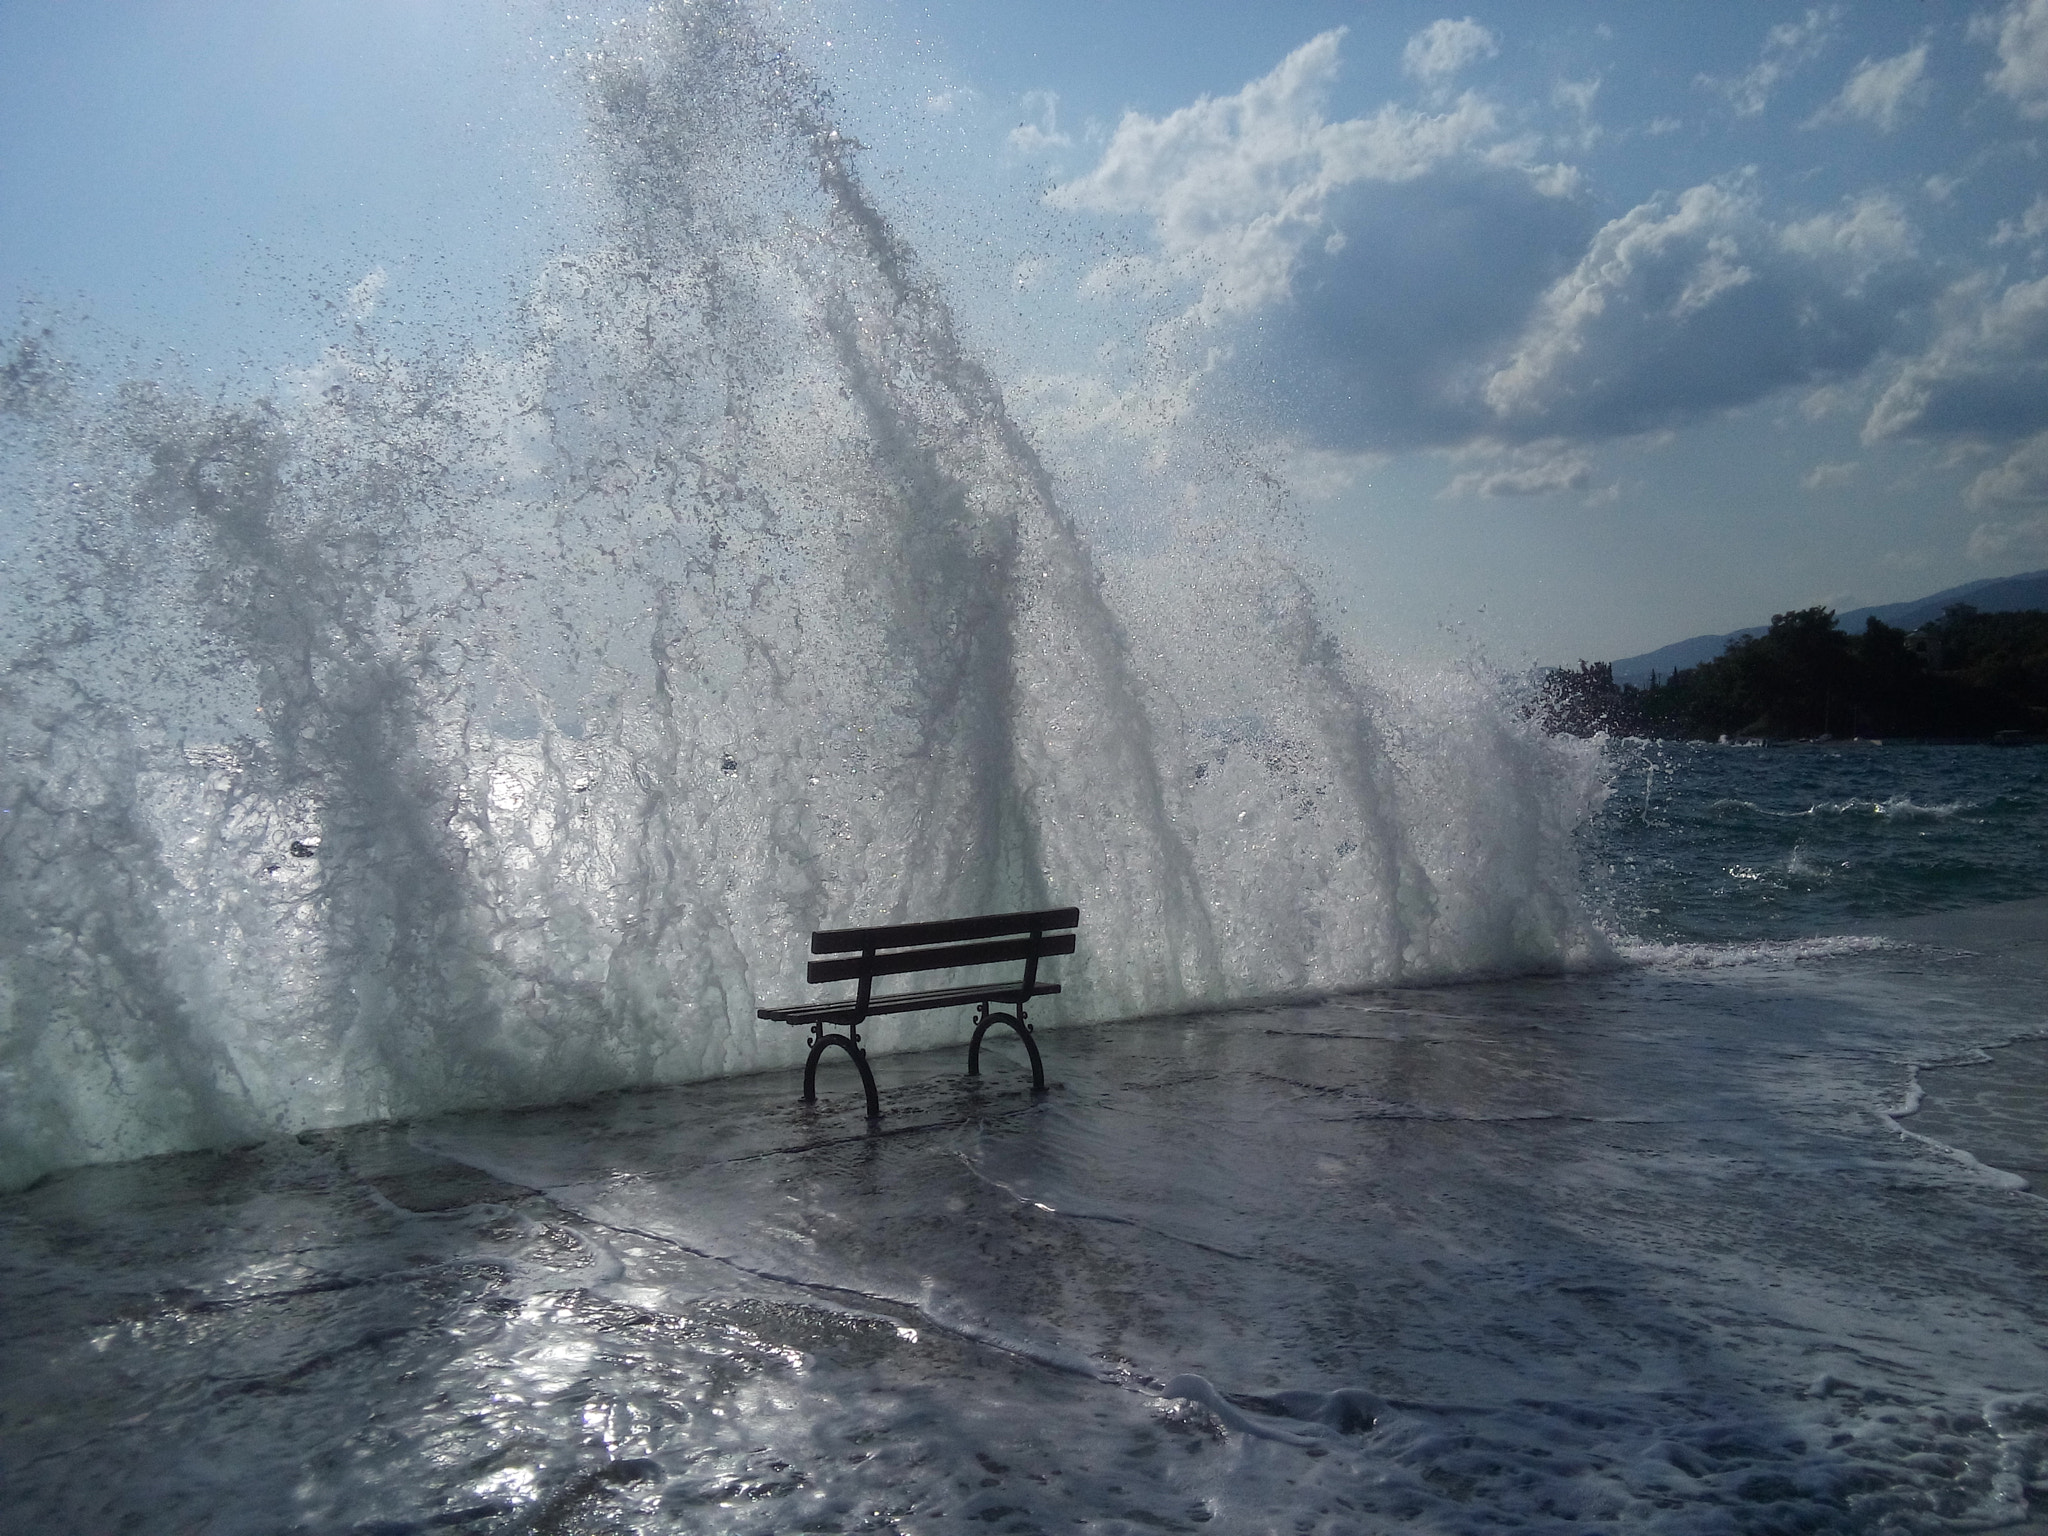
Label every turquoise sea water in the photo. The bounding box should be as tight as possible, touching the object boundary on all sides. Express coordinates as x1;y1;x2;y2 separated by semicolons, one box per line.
1587;740;2048;943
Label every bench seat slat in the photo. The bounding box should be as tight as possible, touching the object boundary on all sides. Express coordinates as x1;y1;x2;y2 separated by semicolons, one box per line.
806;930;1075;986
811;905;1079;955
758;980;1062;1026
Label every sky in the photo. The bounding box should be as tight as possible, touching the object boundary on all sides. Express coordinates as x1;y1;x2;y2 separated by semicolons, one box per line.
5;1;2048;665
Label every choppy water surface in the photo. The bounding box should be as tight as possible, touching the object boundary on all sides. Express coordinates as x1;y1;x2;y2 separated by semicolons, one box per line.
1588;740;2048;943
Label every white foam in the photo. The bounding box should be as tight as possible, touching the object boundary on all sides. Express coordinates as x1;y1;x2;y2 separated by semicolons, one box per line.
0;6;1608;1189
1616;934;1908;969
1895;1131;2033;1191
1815;795;1973;820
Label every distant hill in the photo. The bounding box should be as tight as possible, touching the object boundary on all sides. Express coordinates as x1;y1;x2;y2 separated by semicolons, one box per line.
1608;569;2048;686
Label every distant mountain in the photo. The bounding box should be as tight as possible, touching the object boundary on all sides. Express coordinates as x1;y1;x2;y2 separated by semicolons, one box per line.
1607;569;2048;687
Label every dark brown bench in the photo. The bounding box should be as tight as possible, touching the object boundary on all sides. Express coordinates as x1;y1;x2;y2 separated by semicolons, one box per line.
756;906;1079;1118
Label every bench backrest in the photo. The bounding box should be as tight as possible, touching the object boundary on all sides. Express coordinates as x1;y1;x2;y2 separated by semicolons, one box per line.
805;906;1079;989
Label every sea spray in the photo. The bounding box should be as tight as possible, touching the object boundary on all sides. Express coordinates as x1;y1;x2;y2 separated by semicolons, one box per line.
0;1;1608;1190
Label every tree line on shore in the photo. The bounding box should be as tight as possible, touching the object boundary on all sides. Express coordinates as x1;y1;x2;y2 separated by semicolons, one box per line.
1538;604;2048;740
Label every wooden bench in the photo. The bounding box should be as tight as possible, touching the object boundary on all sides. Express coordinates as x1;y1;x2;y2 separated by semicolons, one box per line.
756;905;1079;1118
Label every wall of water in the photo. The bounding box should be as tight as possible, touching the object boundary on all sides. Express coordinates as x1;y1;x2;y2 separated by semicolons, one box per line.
0;3;1609;1190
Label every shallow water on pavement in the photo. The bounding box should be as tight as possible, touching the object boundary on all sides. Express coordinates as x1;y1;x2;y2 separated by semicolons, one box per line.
5;906;2046;1533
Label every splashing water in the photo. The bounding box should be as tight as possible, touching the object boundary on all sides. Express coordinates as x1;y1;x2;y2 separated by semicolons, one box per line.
0;3;1608;1189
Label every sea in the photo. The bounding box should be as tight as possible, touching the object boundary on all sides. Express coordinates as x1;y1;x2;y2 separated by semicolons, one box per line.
4;6;2048;1532
1589;739;2048;944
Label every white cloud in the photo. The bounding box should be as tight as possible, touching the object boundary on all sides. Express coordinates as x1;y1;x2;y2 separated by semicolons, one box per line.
1039;21;1942;461
1807;45;1930;132
1966;511;2048;562
1973;0;2048;118
1991;194;2048;247
1522;159;1585;197
1281;445;1387;502
1551;76;1603;151
1864;272;2048;444
1700;8;1841;116
1403;19;1499;84
1215;163;1598;452
1554;77;1599;118
1967;429;2048;508
1008;90;1071;154
1485;180;1923;435
1779;193;1917;284
1443;440;1598;498
1802;383;1854;420
1803;460;1858;489
1048;30;1522;323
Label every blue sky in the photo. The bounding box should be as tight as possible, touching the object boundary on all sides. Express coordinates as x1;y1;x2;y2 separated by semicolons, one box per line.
6;1;2048;664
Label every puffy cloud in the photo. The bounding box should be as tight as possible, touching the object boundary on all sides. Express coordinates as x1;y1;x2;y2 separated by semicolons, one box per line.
1966;510;2048;562
1044;23;1943;462
1973;0;2048;118
1801;383;1856;420
1047;29;1531;324
1220;164;1597;450
1991;194;2048;248
1967;430;2048;509
1008;90;1071;154
1554;77;1599;118
1864;274;2048;541
1803;460;1859;490
1483;183;1926;438
1443;441;1598;498
1700;8;1840;117
1807;45;1930;132
1863;273;2048;444
1048;27;1598;453
1551;76;1604;152
1403;19;1499;84
1778;193;1917;279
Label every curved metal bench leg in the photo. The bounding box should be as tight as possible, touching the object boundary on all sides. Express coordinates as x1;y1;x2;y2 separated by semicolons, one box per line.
967;1005;990;1077
804;1025;880;1119
967;1003;1046;1092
